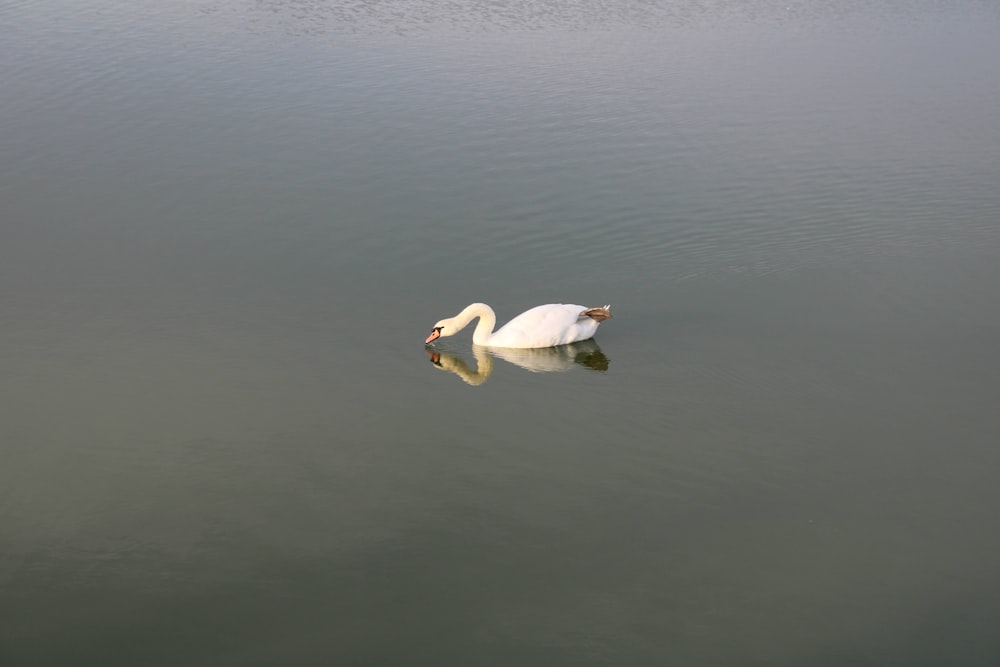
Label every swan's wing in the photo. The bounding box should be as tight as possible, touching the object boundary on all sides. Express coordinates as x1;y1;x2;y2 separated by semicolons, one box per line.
499;304;580;329
490;304;590;347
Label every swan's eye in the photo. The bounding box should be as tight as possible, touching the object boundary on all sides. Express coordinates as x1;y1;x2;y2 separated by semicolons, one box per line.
434;327;443;333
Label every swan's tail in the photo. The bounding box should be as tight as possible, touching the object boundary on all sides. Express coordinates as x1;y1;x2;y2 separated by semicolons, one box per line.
581;305;612;322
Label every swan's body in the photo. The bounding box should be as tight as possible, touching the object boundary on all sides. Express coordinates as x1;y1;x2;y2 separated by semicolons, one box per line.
425;303;611;349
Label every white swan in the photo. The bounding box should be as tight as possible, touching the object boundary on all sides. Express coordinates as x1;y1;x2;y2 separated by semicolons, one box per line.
424;303;611;349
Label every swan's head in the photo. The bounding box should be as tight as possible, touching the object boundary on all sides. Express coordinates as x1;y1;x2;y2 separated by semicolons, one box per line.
424;318;454;344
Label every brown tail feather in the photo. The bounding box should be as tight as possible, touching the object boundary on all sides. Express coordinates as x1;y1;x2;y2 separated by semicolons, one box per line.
581;305;612;322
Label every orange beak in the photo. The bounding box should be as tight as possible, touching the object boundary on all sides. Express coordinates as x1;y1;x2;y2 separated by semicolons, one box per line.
425;329;441;344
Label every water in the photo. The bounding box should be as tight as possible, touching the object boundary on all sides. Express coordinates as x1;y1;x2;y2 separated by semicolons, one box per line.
2;1;1000;665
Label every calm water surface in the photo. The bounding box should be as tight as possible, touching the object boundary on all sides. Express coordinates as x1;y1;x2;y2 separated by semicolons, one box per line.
2;1;1000;665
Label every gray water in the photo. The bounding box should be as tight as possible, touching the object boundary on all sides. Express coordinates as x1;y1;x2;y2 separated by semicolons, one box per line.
3;1;1000;665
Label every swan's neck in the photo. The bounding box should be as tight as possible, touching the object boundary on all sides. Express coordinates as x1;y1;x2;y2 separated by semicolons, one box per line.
454;303;497;345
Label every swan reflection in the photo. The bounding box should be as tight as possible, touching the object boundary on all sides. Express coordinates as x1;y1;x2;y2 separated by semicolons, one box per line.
425;340;609;386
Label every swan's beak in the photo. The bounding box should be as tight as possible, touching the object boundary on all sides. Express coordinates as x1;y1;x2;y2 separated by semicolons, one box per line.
426;349;442;366
425;329;441;344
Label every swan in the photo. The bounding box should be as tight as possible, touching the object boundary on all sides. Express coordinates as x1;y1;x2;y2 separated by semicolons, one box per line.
424;303;611;349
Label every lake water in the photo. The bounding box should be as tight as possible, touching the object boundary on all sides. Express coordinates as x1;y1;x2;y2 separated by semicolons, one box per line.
2;1;1000;665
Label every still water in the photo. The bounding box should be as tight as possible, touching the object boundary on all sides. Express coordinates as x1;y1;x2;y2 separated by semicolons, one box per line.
2;1;1000;664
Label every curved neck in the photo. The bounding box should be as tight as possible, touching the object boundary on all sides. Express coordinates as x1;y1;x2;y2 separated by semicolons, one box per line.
455;303;497;345
436;348;493;386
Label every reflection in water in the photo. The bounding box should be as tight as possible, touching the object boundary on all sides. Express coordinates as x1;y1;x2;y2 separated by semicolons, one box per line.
426;340;609;386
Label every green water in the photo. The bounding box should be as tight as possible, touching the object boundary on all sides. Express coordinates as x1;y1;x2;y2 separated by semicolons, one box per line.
2;1;999;665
